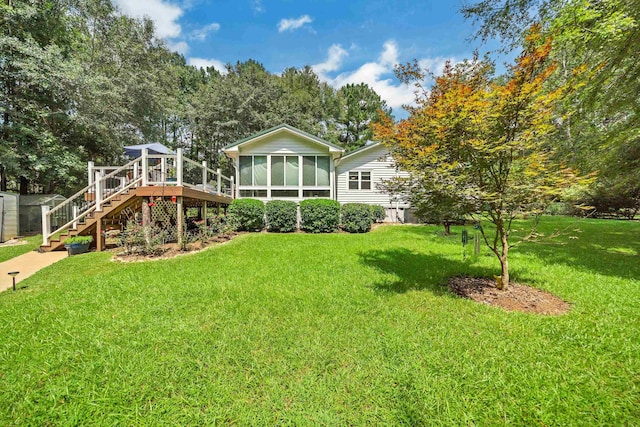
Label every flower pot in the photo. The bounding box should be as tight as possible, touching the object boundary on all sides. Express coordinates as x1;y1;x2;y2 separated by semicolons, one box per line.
64;242;90;256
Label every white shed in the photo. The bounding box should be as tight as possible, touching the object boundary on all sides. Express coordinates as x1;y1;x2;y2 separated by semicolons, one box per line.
0;191;20;242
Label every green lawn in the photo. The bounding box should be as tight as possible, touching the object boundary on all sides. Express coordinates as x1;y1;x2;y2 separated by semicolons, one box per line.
0;218;638;425
0;235;42;263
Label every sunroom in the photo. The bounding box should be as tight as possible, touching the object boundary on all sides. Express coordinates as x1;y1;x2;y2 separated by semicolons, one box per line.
223;124;344;201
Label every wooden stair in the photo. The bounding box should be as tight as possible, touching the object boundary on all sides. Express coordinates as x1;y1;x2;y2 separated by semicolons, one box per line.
40;190;140;252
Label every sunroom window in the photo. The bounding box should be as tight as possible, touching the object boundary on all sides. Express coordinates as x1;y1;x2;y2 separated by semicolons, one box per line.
239;156;267;186
271;156;299;186
302;156;330;186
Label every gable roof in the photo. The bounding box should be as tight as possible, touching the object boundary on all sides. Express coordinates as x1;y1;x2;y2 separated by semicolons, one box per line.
223;124;345;153
336;142;385;164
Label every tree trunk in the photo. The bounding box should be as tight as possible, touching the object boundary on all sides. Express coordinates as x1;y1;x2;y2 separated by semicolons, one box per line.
0;165;6;191
19;176;28;195
443;221;451;235
498;230;510;289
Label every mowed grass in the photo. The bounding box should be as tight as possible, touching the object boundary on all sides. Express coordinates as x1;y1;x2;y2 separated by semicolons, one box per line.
0;217;638;425
0;235;41;263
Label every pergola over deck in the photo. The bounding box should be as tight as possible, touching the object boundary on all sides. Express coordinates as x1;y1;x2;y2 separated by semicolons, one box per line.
40;149;235;252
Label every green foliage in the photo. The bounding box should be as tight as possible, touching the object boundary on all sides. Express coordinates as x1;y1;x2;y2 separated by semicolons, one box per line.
64;235;94;245
228;199;265;231
341;203;373;233
299;199;340;233
265;200;298;232
335;83;393;151
118;221;168;255
369;205;386;223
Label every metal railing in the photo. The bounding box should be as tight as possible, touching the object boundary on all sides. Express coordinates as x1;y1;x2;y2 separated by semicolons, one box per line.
41;149;234;246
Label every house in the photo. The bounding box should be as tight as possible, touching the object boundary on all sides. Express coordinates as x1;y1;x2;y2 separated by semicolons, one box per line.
222;124;413;222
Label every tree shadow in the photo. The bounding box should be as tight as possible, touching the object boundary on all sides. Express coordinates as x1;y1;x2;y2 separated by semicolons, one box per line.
358;248;496;295
381;222;640;281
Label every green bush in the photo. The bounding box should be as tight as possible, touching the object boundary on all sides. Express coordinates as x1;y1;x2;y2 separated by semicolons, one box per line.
265;200;298;232
300;199;340;233
341;203;373;233
228;199;265;231
64;235;94;245
369;205;386;223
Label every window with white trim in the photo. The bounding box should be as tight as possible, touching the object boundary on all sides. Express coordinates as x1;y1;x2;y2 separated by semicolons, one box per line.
239;156;267;186
303;156;330;186
348;171;371;190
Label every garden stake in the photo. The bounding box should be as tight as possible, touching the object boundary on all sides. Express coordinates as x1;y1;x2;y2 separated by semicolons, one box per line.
462;228;469;260
8;271;19;291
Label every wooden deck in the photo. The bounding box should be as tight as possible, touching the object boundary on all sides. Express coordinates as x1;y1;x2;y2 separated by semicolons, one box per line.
133;185;233;205
41;150;235;252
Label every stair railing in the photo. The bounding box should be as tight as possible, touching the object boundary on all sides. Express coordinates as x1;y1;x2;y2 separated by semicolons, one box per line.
42;157;142;246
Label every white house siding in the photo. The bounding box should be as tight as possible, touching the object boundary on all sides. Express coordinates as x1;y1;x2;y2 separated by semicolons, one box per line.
238;133;330;155
336;144;413;222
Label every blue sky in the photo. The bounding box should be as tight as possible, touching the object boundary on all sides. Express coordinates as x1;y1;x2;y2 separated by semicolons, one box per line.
114;0;504;116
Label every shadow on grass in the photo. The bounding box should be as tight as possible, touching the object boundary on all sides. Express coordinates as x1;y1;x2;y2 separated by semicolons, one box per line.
359;248;494;295
385;220;640;281
516;227;640;280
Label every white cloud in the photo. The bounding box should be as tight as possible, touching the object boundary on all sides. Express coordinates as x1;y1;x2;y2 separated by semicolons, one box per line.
314;40;458;111
168;41;190;55
190;22;221;41
251;0;264;13
312;44;348;76
278;15;313;32
113;0;183;39
188;57;227;73
418;57;453;77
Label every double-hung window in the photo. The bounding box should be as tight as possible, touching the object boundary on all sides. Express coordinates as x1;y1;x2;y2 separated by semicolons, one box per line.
348;171;371;190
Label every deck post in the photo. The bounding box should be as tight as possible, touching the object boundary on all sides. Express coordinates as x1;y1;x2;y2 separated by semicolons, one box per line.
141;149;149;186
230;176;235;198
202;161;207;189
88;161;94;188
41;205;50;246
203;201;208;225
95;170;103;212
72;205;79;230
216;168;221;195
133;159;139;181
142;197;151;246
176;148;183;186
177;196;184;248
161;157;167;182
96;218;103;252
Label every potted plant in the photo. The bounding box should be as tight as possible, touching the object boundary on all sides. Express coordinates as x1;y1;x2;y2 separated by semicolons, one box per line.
64;235;94;256
167;167;177;183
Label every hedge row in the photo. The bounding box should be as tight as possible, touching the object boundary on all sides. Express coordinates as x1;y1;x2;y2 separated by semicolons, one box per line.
228;199;385;233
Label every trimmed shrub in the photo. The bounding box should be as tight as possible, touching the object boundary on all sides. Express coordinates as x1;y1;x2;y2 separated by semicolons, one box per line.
228;198;265;231
341;203;373;233
370;205;386;223
300;199;340;233
265;200;298;232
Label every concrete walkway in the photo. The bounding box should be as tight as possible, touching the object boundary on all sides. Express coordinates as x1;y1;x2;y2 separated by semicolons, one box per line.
0;251;68;292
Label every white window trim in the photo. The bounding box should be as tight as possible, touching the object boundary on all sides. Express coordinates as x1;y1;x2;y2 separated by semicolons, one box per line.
237;153;334;200
348;170;372;191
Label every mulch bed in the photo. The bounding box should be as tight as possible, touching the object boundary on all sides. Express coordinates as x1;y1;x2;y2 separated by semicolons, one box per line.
111;234;236;263
448;276;571;315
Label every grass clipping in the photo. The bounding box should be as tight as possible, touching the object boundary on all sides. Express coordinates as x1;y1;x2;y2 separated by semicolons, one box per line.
448;277;571;315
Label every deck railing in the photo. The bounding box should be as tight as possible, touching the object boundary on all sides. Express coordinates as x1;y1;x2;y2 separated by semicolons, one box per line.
41;148;234;246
